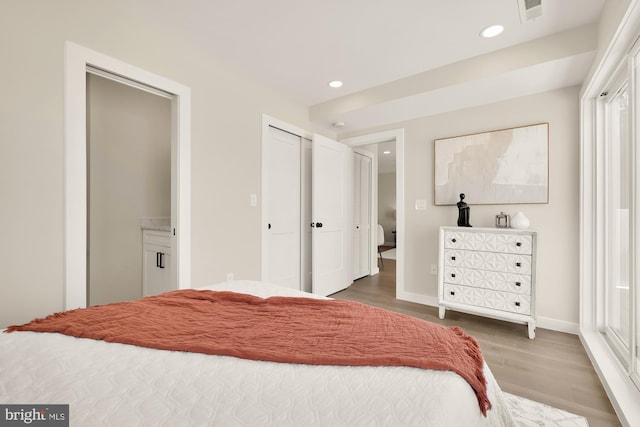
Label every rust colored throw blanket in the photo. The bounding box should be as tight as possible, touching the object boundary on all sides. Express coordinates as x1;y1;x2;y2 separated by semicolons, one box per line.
8;289;491;415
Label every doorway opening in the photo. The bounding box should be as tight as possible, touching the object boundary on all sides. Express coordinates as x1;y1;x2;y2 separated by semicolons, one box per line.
341;129;405;300
64;41;191;310
86;72;172;306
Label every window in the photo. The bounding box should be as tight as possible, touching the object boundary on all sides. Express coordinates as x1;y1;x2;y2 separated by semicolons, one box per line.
603;76;632;366
580;8;640;423
596;42;640;391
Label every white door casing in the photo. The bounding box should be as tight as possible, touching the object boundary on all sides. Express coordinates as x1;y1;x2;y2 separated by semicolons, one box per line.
312;134;353;296
340;129;410;303
64;41;191;310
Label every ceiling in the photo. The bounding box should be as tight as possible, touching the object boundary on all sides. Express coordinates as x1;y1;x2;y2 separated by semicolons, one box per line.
111;0;606;133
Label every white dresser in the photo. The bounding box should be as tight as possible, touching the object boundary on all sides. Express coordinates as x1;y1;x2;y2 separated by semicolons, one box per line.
438;226;537;339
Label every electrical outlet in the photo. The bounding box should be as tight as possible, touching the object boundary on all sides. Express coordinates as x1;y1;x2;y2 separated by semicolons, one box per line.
430;264;437;275
226;273;234;281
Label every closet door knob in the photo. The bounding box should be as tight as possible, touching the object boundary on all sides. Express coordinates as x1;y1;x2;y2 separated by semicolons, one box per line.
451;238;457;243
316;222;323;228
515;281;521;287
451;273;456;278
516;242;522;247
515;301;521;307
451;256;456;261
450;291;455;296
516;262;522;267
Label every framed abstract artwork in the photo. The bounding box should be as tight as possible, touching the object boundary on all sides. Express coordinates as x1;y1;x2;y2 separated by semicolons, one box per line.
434;123;549;205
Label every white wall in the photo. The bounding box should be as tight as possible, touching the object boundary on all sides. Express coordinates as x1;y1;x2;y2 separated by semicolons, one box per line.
341;86;581;329
87;74;171;306
0;1;587;330
0;0;324;327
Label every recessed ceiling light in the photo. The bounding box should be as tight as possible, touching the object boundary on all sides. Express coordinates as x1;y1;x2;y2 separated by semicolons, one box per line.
383;151;391;154
328;80;343;88
332;121;345;127
480;25;504;38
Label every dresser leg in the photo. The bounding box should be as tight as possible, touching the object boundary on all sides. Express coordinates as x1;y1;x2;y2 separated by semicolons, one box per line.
528;321;536;340
438;306;445;320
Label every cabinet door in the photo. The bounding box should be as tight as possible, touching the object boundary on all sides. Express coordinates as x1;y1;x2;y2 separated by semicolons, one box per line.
143;244;172;296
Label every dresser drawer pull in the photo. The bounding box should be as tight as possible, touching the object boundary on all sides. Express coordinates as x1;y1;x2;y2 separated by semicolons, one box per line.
516;262;522;267
451;256;456;261
515;302;521;307
451;273;456;278
515;281;521;287
451;238;457;243
450;291;455;296
516;242;522;247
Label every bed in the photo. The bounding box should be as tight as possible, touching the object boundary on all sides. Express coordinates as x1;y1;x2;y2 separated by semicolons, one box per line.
0;281;514;426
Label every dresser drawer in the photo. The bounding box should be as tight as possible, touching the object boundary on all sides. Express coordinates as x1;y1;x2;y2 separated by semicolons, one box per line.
443;231;532;255
443;266;531;295
443;284;531;316
443;249;531;275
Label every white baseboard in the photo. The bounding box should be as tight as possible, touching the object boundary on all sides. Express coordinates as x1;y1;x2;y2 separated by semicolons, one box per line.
536;316;579;335
396;291;579;335
396;290;438;307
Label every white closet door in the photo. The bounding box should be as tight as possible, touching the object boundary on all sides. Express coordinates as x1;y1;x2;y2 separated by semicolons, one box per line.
266;126;301;289
353;153;371;280
312;134;353;296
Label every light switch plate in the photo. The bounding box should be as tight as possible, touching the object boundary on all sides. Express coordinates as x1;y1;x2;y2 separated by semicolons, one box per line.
250;194;257;207
415;199;427;210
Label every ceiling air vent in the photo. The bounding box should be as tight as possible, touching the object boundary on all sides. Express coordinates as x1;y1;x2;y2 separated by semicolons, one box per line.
518;0;542;23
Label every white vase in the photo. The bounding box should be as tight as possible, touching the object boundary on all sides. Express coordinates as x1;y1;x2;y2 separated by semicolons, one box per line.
510;211;530;229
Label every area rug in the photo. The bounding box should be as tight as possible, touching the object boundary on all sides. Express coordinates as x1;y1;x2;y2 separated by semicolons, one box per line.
504;392;589;426
380;248;396;259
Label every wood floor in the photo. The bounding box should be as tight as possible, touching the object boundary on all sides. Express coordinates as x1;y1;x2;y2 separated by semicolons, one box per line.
332;258;621;427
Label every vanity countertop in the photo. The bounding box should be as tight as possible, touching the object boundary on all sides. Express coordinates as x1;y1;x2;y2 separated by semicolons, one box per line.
141;217;171;232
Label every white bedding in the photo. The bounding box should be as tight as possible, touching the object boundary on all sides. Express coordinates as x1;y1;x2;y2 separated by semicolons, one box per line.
0;280;514;426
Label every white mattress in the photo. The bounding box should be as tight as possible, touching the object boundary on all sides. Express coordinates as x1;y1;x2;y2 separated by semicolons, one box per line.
0;280;514;426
